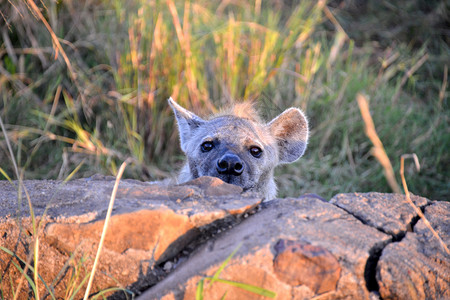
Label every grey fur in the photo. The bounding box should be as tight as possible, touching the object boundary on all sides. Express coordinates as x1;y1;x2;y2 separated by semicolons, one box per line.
168;98;309;200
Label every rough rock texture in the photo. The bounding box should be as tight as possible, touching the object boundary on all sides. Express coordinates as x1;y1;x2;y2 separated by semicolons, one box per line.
376;201;450;299
1;178;448;300
273;239;341;294
0;176;262;299
141;195;392;300
330;192;429;238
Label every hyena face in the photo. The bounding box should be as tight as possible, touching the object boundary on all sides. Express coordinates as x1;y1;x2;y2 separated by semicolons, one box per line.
169;98;308;200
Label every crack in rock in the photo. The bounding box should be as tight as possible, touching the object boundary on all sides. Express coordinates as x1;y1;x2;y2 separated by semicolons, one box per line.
331;202;432;296
3;179;446;300
376;201;450;299
366;203;433;296
329;193;431;297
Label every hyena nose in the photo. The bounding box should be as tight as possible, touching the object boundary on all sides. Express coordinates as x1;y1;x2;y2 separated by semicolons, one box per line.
217;153;244;176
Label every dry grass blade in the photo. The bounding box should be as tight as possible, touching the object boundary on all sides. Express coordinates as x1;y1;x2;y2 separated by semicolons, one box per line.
33;235;40;300
357;93;401;193
83;159;129;300
0;116;20;179
391;53;429;103
23;85;62;170
24;0;88;109
0;8;11;30
166;0;201;108
2;28;18;64
1;116;40;299
24;0;74;79
323;3;347;40
400;154;449;255
0;64;41;104
438;65;447;108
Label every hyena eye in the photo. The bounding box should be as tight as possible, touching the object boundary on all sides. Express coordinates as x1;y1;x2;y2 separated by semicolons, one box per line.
249;146;263;158
201;141;214;152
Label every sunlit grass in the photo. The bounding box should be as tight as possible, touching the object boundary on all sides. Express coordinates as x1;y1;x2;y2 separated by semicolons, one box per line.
1;108;128;298
196;244;277;299
0;1;448;199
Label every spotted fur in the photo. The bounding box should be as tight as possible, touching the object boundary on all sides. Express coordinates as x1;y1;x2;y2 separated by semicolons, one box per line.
169;98;309;200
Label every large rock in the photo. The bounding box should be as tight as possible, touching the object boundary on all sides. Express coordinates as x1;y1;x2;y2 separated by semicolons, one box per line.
1;178;448;300
0;176;262;299
142;193;449;300
140;195;392;299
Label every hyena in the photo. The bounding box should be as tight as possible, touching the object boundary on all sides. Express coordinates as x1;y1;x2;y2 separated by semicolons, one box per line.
169;97;309;200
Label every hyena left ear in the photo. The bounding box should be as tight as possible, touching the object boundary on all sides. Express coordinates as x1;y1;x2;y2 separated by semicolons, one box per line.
267;108;309;163
168;97;205;152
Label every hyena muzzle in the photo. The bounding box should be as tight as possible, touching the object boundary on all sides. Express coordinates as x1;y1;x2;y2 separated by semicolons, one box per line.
169;98;309;200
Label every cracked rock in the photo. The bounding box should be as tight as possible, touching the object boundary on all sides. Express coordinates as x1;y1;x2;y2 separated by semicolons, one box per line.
0;176;261;299
1;179;448;299
330;192;429;238
377;201;450;299
140;196;391;299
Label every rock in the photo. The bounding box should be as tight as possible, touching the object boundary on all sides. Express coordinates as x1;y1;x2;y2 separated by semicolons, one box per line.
1;179;448;300
377;201;450;300
163;261;173;272
45;209;197;263
140;196;392;299
0;176;262;299
273;239;341;294
330;192;429;238
179;176;243;196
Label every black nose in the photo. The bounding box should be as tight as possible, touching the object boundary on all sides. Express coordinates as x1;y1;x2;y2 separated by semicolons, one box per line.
216;153;244;176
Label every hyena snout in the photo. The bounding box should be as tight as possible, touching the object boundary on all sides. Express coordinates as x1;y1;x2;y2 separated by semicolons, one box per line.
216;153;244;176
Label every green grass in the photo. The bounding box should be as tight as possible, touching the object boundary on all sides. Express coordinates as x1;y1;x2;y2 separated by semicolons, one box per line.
0;0;448;203
0;139;132;299
196;244;277;299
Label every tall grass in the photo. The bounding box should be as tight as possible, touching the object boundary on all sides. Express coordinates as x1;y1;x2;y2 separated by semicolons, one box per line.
0;0;448;201
0;110;130;298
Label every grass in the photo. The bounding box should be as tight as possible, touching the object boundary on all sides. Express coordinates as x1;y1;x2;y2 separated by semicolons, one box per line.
399;153;449;255
196;244;277;299
0;0;448;201
83;160;128;300
0;121;131;299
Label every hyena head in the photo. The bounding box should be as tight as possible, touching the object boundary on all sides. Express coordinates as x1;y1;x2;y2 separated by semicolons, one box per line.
169;98;308;200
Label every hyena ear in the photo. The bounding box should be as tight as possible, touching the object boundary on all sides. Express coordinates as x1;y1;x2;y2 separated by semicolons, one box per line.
168;97;205;152
267;108;309;163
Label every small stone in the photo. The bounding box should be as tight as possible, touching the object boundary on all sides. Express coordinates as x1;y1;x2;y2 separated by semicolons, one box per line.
163;261;173;272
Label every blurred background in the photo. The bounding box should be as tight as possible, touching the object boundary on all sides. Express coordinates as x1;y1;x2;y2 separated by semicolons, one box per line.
0;0;448;200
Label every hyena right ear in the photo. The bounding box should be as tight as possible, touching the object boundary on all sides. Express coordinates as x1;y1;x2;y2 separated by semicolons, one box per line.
168;97;205;152
267;107;309;164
